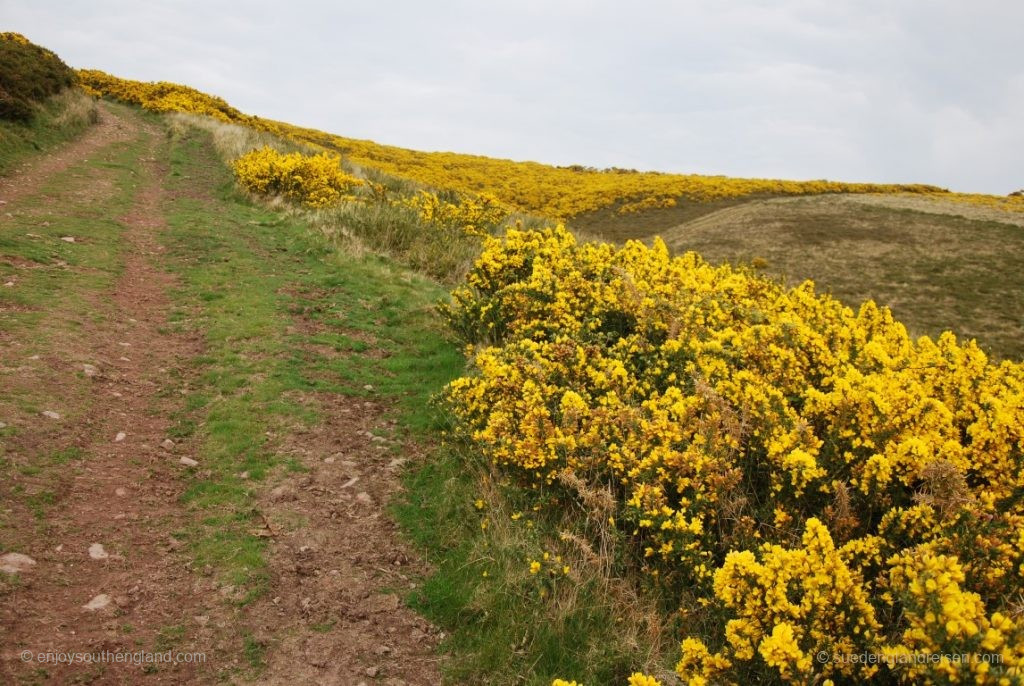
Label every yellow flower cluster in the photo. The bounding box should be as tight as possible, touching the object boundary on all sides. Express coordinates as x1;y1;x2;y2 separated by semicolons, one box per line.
77;70;1024;221
443;225;1024;684
401;190;508;237
550;673;662;686
881;551;1024;683
284;142;947;220
76;69;254;124
679;519;880;683
1;31;32;45
231;146;362;208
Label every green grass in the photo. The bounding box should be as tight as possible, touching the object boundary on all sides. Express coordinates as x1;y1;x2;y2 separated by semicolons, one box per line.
0;89;98;174
242;632;267;671
160;123;465;610
394;441;669;684
163;116;675;683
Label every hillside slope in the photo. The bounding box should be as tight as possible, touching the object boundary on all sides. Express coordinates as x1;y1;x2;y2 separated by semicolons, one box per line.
68;70;1024;363
656;193;1024;359
0;33;97;174
78;69;1024;222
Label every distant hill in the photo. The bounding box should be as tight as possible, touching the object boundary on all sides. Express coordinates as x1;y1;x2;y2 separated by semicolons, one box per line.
77;69;985;221
5;37;1022;358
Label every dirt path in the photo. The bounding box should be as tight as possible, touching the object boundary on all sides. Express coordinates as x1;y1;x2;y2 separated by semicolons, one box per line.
1;106;442;684
0;107;134;207
1;105;212;684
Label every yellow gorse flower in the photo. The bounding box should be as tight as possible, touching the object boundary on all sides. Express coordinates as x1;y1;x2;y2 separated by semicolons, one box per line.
401;189;508;236
75;67;1024;685
76;69;1024;220
443;225;1024;684
231;146;361;208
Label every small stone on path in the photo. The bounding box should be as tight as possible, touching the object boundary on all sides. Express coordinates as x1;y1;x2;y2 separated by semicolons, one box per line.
0;552;36;574
88;543;109;560
82;594;111;611
115;432;126;442
42;410;61;420
179;456;198;467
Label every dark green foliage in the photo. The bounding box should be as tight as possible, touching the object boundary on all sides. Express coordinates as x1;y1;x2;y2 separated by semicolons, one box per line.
0;32;76;121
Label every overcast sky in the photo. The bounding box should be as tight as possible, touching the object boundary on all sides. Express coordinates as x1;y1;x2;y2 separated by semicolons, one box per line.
4;0;1022;193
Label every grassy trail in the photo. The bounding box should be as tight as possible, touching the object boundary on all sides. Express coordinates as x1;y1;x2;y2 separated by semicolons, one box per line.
1;104;461;684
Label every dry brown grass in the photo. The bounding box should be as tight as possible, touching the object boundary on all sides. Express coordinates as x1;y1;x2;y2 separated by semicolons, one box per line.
53;89;99;128
647;194;1024;360
165;112;308;160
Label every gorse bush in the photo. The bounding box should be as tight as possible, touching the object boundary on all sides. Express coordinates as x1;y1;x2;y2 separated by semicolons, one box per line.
79;70;1024;220
230;145;507;275
442;225;1024;684
0;32;77;121
402;189;509;237
77;68;247;124
232;146;362;208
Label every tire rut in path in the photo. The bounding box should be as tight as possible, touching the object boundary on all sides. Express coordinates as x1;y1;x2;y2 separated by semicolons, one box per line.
3;106;446;685
0;106;135;207
1;108;208;684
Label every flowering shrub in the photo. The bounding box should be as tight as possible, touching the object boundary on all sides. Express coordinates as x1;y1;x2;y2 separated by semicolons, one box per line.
1;32;77;121
231;146;361;208
402;190;508;237
443;225;1024;684
77;69;252;124
78;70;1024;220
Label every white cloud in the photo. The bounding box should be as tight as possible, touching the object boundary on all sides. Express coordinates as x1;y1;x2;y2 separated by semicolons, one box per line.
2;0;1020;193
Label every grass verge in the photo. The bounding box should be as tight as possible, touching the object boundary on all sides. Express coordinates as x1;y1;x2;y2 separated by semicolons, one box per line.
394;441;674;684
0;89;98;174
164;116;672;683
160;121;464;606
